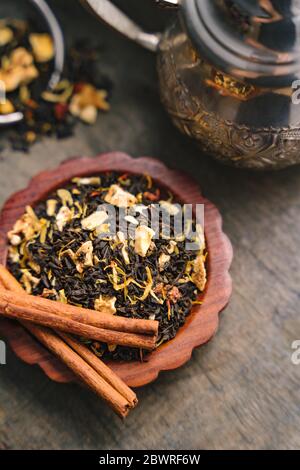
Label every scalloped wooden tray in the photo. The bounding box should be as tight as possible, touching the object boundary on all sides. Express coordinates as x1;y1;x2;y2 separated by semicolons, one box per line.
0;153;233;388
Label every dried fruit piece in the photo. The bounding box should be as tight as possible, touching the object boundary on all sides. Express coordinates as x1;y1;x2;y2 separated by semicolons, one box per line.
9;234;22;246
191;254;207;291
81;210;108;231
56;206;73;231
0;69;20;92
75;241;93;273
7;206;41;244
124;215;139;226
57;189;73;207
0;27;13;46
11;48;33;67
0;47;38;92
46;199;58;217
94;295;117;315
79;105;97;124
29;33;54;63
158;252;170;272
69;84;110;124
104;184;137;208
165;240;177;255
0;100;15;114
72;176;101;186
134;225;155;257
94;223;111;236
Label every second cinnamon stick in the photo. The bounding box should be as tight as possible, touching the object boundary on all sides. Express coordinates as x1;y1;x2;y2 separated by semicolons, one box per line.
0;300;156;350
24;323;132;418
0;268;138;418
0;268;158;337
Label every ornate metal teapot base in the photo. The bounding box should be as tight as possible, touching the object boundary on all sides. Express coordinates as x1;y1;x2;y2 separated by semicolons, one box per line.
163;108;300;171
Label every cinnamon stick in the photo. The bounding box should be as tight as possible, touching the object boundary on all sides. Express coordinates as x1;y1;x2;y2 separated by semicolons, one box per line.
0;298;156;350
0;265;24;293
0;269;138;418
22;323;132;418
57;331;137;407
0;266;158;337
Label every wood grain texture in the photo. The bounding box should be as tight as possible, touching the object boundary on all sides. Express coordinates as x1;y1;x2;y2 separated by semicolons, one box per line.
0;0;299;451
0;153;232;387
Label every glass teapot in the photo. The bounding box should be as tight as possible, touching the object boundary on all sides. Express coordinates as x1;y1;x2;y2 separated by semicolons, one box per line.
85;0;300;170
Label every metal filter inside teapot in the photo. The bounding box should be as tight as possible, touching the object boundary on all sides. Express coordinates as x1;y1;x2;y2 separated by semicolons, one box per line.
85;0;300;170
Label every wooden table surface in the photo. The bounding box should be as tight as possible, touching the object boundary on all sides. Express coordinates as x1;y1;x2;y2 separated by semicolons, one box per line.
0;0;299;450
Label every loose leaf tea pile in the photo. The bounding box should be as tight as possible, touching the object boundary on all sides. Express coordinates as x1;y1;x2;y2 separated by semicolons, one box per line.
7;173;207;361
0;19;111;152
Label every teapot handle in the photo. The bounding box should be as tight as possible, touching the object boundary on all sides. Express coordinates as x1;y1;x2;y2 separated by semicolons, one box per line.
83;0;172;52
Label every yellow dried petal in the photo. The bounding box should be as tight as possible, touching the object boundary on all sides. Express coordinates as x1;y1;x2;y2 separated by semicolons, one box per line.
19;85;30;104
42;85;73;103
59;289;68;304
138;266;153;301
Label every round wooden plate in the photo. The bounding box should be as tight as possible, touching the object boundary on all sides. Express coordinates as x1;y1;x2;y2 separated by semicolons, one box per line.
0;153;233;388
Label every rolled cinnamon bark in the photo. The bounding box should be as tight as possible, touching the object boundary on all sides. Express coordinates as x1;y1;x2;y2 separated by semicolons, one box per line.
0;266;158;337
0;268;138;418
57;332;137;407
0;265;24;293
23;323;132;418
0;299;156;350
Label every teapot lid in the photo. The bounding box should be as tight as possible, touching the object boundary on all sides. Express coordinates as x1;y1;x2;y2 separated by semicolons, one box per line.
180;0;300;88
